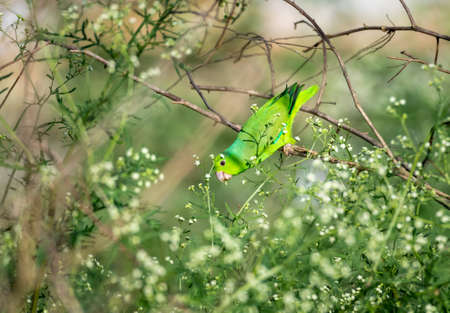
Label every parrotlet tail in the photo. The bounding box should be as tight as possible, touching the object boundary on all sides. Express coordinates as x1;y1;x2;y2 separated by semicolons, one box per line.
286;84;319;142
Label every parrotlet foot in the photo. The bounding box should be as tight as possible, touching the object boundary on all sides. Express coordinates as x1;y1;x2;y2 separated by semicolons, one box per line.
283;143;295;156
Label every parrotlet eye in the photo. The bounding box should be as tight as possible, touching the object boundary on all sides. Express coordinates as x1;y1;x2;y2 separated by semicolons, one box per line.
220;160;226;166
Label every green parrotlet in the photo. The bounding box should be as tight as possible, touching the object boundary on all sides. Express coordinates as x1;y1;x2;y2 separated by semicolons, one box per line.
214;83;318;182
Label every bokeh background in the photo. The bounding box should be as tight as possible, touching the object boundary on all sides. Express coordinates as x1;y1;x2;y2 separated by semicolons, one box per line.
1;0;449;224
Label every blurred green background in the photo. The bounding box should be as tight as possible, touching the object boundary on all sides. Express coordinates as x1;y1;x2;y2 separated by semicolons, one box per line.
1;0;449;223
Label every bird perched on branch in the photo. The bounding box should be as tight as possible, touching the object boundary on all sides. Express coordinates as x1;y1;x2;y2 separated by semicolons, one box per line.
215;83;318;182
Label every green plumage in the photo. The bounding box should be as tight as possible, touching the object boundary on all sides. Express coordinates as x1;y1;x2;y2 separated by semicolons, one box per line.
215;83;318;180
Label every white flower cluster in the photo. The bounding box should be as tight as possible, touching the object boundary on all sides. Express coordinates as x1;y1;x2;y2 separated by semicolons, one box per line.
160;227;182;252
139;67;161;79
213;219;243;263
92;3;127;32
187;245;221;269
124;249;167;303
111;209;142;238
193;153;200;167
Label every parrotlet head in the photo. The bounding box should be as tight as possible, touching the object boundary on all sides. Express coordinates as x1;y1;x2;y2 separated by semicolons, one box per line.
214;153;243;182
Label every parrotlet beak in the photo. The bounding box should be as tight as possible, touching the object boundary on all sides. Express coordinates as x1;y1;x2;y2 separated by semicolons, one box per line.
216;171;232;182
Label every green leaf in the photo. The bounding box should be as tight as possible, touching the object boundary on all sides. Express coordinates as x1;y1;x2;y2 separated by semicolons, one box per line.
0;72;13;81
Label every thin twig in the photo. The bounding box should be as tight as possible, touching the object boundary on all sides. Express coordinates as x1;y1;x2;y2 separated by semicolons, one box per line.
283;145;366;171
214;0;238;49
398;0;417;27
314;41;327;111
49;42;241;131
184;70;215;112
283;0;397;162
235;33;277;95
387;55;450;74
184;69;240;131
294;20;326;112
192;84;382;147
305;25;450;52
196;85;270;98
434;37;440;65
0;43;47;73
261;37;276;95
387;61;411;83
273;48;317;90
0;43;39;110
48;41;449;204
234;40;252;63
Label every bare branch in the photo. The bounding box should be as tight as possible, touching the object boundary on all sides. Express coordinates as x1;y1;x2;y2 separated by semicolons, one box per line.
434;38;440;65
283;144;366;171
305;25;450;53
51;42;241;132
314;42;327;111
387;61;411;83
192;84;383;147
387;55;450;75
0;44;38;110
214;0;238;49
283;0;397;163
294;20;327;112
196;85;270;98
0;43;47;73
398;0;417;27
46;40;450;204
261;37;276;95
184;69;241;131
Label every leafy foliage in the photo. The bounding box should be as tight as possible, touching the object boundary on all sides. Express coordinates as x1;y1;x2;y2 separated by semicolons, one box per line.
0;1;448;313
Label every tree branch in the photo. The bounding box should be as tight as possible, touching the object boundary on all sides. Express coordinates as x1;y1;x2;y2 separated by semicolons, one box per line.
184;69;241;131
195;84;382;147
387;54;450;75
283;0;397;162
305;25;450;53
398;0;417;27
46;41;449;204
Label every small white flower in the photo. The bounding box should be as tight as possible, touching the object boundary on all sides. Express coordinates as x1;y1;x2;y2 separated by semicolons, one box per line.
107;60;116;73
389;96;396;103
294;136;300;141
131;172;140;180
205;173;211;180
103;162;113;171
307;173;316;182
130;55;140;67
